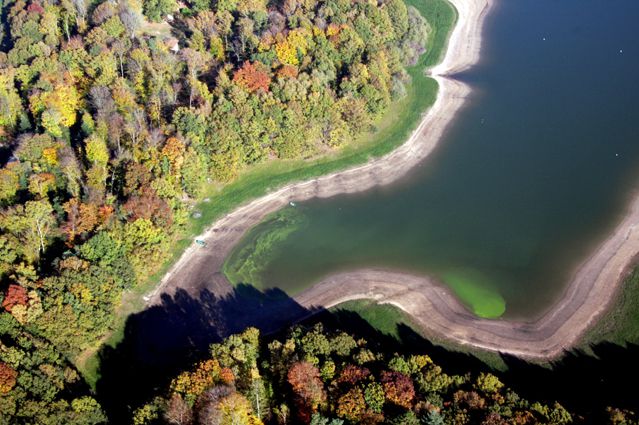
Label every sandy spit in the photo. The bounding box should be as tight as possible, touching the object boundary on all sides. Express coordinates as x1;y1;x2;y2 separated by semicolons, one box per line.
146;0;639;359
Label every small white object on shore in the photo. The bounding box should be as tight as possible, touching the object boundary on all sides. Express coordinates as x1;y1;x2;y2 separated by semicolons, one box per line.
290;201;296;207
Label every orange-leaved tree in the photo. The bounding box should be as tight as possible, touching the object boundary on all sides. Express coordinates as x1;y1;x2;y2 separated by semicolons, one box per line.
287;361;326;422
233;61;271;93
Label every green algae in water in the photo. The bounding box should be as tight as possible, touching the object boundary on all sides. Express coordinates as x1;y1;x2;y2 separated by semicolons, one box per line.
442;270;506;318
223;207;308;289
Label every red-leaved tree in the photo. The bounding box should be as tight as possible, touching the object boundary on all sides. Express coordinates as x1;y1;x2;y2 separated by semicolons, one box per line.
381;370;415;409
287;361;326;422
123;187;173;227
0;362;17;394
2;284;28;313
336;364;370;385
233;62;271;93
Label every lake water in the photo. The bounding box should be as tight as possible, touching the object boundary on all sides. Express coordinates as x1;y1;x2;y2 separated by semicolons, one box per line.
225;0;639;318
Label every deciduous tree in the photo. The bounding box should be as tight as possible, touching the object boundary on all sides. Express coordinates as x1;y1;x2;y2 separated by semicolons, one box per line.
0;363;18;394
287;361;326;420
0;199;56;262
233;61;271;93
336;387;366;421
381;371;414;409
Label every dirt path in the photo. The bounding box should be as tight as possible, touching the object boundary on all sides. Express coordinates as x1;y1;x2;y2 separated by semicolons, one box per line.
147;0;639;359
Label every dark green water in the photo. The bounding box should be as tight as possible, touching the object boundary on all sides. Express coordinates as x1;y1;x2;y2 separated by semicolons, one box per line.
226;0;639;318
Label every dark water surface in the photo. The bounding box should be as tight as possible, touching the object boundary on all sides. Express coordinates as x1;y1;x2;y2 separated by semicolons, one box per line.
227;0;639;318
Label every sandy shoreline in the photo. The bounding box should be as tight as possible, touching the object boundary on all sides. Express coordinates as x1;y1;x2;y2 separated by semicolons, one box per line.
147;0;639;359
148;0;492;300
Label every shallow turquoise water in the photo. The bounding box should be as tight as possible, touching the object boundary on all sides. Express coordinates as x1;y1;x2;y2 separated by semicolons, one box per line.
226;0;639;318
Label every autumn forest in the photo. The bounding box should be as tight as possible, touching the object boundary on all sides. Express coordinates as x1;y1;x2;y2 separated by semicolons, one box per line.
1;0;636;422
0;0;433;420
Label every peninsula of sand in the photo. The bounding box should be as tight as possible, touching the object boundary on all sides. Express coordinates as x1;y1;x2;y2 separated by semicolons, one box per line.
147;0;639;359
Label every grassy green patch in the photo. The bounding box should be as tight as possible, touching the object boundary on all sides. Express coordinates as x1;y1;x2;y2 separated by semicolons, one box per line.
579;267;639;351
442;270;506;318
410;0;458;68
331;300;417;338
137;21;172;37
77;0;457;383
223;207;307;288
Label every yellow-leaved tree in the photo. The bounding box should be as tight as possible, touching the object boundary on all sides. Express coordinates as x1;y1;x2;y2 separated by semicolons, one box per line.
275;28;310;66
0;70;24;133
30;83;81;137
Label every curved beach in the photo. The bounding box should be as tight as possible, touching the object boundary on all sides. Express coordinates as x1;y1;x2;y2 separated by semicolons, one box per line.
148;0;639;359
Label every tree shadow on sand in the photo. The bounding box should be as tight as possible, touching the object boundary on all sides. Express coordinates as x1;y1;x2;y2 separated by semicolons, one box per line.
95;286;639;423
497;341;639;423
95;284;315;422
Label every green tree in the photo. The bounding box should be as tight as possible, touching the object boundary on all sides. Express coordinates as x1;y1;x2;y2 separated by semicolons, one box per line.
0;167;20;205
122;218;169;276
422;410;445;425
0;71;24;133
475;373;504;395
364;382;385;413
142;0;176;22
0;200;56;262
386;0;409;39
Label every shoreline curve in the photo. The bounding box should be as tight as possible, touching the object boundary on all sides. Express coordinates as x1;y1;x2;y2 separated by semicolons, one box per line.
147;0;639;359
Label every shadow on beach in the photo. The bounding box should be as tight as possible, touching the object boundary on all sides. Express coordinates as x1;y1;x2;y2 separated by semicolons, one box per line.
498;341;639;423
95;286;639;423
95;284;314;422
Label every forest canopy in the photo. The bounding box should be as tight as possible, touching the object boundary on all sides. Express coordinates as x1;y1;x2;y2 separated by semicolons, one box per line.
0;0;429;349
131;325;635;425
0;0;429;348
0;0;430;420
